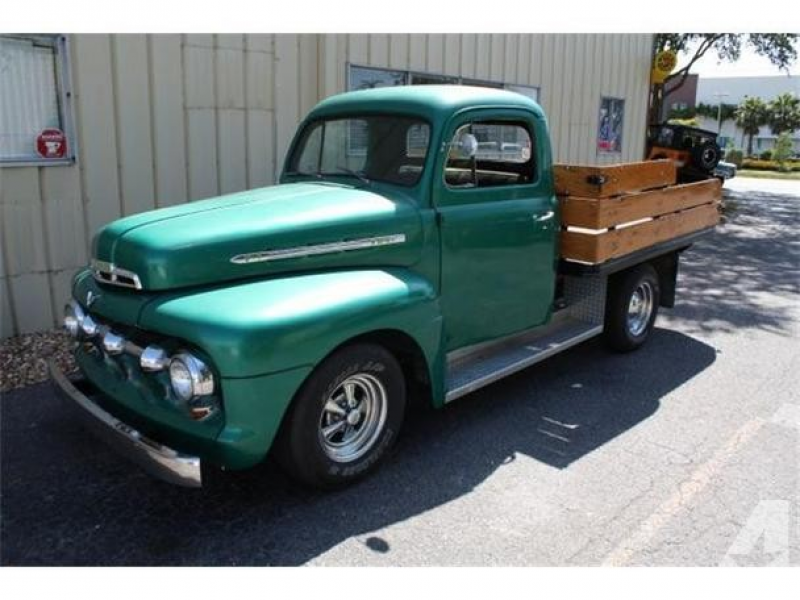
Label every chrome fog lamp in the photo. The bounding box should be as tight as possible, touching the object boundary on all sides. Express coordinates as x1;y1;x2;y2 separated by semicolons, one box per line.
140;345;169;372
63;301;85;338
80;313;99;337
169;353;214;403
102;330;126;355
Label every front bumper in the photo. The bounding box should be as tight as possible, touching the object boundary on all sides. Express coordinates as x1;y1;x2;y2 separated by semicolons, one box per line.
49;360;202;488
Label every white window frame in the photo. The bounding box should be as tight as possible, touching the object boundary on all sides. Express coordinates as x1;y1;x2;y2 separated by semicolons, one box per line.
0;34;77;167
346;63;541;104
347;64;408;90
504;84;540;103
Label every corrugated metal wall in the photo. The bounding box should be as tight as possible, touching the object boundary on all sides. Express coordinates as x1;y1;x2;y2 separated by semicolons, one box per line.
0;33;654;337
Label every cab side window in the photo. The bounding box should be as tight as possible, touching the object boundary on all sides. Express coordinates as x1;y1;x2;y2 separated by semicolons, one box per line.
445;121;535;188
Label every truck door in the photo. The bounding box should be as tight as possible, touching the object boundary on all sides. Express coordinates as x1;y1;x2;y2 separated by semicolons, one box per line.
435;109;557;351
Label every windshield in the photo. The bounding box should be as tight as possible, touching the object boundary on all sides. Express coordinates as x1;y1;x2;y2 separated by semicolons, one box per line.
287;115;431;187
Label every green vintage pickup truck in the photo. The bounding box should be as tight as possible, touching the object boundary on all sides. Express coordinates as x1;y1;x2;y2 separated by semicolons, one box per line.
52;85;719;488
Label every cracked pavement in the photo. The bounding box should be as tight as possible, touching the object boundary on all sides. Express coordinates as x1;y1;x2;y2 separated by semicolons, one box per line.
1;177;798;566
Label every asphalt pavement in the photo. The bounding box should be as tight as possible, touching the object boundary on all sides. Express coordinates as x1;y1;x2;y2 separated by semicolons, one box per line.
1;177;798;566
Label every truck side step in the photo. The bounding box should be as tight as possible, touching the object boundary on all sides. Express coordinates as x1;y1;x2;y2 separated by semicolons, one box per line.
445;316;603;403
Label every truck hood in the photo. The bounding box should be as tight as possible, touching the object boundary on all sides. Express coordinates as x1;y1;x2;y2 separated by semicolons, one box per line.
92;182;423;291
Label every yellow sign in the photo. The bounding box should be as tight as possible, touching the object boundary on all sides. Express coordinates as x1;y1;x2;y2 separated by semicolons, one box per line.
651;50;678;84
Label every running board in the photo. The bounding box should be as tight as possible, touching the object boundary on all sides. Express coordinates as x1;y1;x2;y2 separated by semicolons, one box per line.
445;317;603;403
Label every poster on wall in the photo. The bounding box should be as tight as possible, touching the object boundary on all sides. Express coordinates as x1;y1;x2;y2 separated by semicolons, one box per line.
597;97;625;153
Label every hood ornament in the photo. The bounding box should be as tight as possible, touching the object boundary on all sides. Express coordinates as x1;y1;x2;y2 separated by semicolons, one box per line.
90;258;143;290
86;290;101;308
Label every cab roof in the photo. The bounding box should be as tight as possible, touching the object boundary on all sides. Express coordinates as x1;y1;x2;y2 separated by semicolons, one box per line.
307;85;546;124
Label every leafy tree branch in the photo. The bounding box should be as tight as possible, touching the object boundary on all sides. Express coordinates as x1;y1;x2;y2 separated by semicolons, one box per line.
649;34;798;123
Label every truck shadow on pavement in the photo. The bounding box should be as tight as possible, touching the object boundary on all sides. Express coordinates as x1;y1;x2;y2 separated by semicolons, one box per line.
1;329;715;566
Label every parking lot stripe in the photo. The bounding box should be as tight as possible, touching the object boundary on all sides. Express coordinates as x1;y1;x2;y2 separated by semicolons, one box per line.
602;417;766;566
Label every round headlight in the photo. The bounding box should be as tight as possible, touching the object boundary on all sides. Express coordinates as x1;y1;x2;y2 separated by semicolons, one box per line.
169;359;194;401
169;353;214;402
63;301;84;338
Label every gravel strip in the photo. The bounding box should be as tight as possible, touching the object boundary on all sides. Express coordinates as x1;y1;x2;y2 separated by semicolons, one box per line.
1;330;77;393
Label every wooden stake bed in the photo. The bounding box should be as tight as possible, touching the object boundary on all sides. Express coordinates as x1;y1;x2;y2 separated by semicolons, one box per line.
556;161;721;265
554;160;676;198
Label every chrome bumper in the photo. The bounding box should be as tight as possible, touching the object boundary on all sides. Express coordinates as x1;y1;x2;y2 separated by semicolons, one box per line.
49;360;202;487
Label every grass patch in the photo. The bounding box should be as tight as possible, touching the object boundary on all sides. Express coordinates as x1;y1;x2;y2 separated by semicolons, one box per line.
737;170;800;181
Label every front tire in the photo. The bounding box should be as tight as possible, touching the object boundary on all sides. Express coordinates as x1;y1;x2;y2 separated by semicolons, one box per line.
274;343;406;489
603;264;660;352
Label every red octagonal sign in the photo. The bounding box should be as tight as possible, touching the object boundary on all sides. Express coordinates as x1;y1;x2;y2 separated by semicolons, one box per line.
36;128;67;159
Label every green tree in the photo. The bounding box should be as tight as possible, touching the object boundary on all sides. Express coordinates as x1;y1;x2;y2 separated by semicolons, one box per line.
666;106;696;120
651;34;798;122
695;102;737;124
772;132;794;171
668;117;700;127
735;97;769;157
768;93;800;135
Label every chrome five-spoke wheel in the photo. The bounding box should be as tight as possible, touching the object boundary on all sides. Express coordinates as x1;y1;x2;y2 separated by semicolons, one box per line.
626;281;654;337
318;373;388;463
275;343;406;488
604;263;661;353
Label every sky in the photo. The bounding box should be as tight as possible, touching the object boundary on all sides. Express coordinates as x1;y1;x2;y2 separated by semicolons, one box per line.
677;41;799;79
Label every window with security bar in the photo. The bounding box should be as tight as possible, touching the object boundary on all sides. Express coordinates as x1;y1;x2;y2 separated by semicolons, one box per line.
0;35;74;165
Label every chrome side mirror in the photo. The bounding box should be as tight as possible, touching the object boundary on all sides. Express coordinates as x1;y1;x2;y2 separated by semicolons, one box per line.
451;132;478;159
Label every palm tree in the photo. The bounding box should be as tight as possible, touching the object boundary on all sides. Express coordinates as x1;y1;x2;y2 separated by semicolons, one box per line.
768;92;800;136
735;97;769;157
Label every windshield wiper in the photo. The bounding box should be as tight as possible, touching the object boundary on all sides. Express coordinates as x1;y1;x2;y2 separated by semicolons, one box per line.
287;167;371;186
320;167;371;186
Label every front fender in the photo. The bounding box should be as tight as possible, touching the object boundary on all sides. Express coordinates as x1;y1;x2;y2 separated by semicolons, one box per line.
138;269;444;388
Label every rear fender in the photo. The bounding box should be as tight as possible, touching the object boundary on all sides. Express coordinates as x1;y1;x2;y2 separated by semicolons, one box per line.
650;252;680;308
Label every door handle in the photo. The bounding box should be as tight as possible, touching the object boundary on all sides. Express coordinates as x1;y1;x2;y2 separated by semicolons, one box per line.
533;211;554;222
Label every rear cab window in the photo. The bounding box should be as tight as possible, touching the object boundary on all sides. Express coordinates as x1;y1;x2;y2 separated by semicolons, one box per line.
445;121;535;188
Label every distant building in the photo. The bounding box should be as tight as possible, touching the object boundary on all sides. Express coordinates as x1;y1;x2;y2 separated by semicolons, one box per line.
696;75;800;105
699;116;800;155
692;76;800;154
661;73;698;119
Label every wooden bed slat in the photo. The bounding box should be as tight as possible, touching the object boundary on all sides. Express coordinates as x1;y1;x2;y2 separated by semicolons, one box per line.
554;160;676;198
559;179;722;230
560;202;721;264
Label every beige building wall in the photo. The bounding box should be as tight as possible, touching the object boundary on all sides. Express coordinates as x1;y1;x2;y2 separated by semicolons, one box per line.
0;33;654;337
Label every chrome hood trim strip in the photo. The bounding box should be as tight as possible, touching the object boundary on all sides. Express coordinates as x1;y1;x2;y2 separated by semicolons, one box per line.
90;259;143;290
229;234;407;265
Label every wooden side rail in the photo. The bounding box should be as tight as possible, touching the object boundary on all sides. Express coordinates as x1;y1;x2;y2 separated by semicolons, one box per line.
554;160;676;198
558;178;722;265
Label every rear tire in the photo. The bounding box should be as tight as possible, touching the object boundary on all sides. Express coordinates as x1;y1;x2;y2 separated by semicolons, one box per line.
603;264;660;353
274;343;406;489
